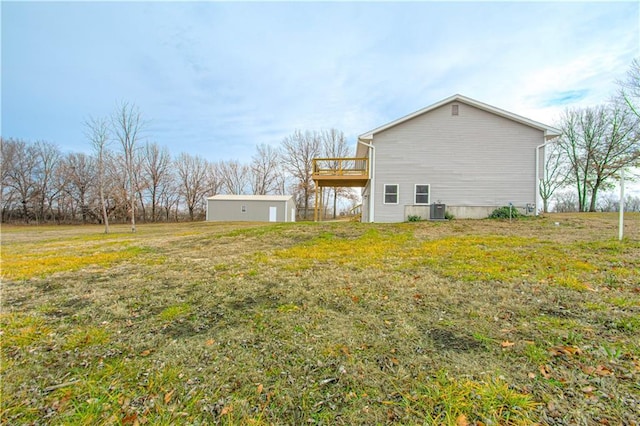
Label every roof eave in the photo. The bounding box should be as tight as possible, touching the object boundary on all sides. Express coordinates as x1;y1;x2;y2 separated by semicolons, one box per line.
544;129;563;140
358;94;562;139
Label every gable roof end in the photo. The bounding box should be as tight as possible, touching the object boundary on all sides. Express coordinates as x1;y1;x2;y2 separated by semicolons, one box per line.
358;94;562;142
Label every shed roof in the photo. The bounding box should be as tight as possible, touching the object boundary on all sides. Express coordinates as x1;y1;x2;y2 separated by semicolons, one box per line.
208;195;294;202
358;94;562;143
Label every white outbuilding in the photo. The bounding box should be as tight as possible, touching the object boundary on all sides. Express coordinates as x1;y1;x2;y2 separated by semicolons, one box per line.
206;194;297;222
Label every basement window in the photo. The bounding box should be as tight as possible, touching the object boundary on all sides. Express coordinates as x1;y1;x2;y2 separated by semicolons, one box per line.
241;205;247;213
384;184;399;204
415;184;430;205
452;104;459;116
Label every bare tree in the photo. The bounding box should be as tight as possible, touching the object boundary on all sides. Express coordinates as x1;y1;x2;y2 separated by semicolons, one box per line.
30;141;61;222
85;116;111;232
587;103;639;211
539;141;570;213
557;104;639;212
553;190;579;213
618;58;640;119
625;195;640;212
1;138;19;221
104;151;135;223
250;143;283;195
112;101;144;232
596;192;619;212
321;129;353;219
60;153;96;223
175;153;209;221
219;160;250;195
141;142;172;222
3;139;39;222
558;107;604;212
206;161;222;198
280;130;321;219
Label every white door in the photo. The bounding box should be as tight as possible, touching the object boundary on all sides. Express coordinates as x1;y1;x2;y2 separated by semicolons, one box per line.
269;206;277;222
291;208;296;222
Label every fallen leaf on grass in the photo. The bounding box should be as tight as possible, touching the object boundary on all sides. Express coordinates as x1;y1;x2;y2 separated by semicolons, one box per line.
456;414;469;426
581;386;595;393
581;364;614;376
205;339;215;346
501;340;515;348
122;413;137;425
594;365;614;376
139;349;151;357
220;405;233;415
539;364;552;379
164;389;174;404
257;383;263;394
548;345;581;356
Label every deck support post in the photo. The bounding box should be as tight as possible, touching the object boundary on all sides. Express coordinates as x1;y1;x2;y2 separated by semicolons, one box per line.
314;186;320;222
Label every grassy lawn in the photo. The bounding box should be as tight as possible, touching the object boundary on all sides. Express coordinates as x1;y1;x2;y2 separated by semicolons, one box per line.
1;213;639;425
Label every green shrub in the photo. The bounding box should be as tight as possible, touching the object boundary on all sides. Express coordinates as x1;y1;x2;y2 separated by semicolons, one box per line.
488;206;521;219
444;211;455;220
407;215;421;222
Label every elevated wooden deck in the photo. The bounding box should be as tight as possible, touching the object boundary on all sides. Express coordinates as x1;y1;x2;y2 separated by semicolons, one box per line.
312;158;369;222
312;157;369;187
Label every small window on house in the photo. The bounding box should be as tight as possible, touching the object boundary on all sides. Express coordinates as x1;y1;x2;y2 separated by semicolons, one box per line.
415;185;430;204
452;104;459;116
241;205;247;213
384;184;399;204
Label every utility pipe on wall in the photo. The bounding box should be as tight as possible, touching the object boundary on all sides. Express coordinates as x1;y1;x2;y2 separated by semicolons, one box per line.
358;138;375;222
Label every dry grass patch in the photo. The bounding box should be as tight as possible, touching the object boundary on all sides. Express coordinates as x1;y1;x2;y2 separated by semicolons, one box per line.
1;214;639;424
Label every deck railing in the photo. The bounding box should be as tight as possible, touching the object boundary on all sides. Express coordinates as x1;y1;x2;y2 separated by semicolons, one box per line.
312;157;368;178
312;158;369;222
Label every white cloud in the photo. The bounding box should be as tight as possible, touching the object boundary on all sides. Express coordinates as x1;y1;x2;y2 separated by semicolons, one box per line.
2;1;638;163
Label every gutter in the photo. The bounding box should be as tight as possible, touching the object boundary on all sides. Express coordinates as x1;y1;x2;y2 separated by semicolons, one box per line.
358;138;375;222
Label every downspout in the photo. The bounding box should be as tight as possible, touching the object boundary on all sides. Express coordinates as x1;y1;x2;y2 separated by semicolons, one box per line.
358;138;375;222
535;136;558;216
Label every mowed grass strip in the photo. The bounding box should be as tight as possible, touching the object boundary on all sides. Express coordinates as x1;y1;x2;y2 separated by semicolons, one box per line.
1;214;639;425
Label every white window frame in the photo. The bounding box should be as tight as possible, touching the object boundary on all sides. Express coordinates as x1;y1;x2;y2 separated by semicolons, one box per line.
414;184;430;205
383;184;399;205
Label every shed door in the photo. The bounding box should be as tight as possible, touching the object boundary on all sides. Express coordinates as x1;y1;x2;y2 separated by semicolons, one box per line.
269;206;277;222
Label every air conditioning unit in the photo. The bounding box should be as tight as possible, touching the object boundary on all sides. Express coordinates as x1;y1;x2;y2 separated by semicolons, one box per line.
430;203;446;220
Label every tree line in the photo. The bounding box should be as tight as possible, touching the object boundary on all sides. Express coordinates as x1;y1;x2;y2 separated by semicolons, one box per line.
3;60;638;224
1;102;356;227
541;59;640;213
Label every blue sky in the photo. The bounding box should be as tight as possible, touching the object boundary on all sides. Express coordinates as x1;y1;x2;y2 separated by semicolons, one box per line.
2;1;638;163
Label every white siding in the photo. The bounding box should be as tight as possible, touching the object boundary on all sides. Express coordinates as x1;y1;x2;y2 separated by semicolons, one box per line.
207;196;295;222
372;101;545;222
